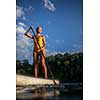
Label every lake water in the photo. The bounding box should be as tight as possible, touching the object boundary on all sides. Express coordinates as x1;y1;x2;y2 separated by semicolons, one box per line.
16;86;82;100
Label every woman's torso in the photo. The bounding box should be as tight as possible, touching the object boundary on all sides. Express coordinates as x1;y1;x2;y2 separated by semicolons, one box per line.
34;34;43;53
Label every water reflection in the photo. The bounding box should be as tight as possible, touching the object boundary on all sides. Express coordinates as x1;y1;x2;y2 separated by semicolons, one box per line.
32;87;60;100
16;86;60;100
16;86;82;100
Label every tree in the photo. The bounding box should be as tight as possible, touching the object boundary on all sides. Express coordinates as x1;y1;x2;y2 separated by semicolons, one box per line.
16;52;83;83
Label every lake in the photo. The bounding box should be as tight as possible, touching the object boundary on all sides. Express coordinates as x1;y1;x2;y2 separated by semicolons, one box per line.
16;85;83;100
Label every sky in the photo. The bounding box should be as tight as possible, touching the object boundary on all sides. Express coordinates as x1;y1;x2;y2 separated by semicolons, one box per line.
16;0;83;64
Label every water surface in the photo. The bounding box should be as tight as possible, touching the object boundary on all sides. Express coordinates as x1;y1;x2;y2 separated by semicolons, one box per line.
16;86;82;100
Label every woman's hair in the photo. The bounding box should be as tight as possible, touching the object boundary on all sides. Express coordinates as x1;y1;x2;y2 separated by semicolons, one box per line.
36;26;42;32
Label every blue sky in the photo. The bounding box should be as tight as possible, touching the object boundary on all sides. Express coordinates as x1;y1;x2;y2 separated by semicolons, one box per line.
16;0;83;64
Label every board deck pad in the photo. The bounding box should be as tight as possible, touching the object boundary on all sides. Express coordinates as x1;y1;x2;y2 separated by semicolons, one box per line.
16;74;59;86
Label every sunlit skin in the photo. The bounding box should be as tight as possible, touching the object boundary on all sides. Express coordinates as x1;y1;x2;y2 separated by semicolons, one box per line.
24;26;48;79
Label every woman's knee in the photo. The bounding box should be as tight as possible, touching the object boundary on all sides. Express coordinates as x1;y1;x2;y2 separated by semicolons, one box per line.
34;59;38;66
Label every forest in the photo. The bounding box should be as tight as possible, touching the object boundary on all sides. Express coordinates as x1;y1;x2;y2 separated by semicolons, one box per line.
16;52;83;83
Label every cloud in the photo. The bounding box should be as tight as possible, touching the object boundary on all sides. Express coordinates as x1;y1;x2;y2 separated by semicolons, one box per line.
46;49;57;56
46;49;65;56
18;22;26;28
28;5;34;10
24;5;35;12
16;47;32;59
45;34;49;38
16;22;32;46
16;5;26;20
16;22;33;61
16;25;26;34
43;0;56;12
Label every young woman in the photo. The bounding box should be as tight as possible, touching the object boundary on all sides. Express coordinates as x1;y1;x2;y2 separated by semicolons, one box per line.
24;26;48;78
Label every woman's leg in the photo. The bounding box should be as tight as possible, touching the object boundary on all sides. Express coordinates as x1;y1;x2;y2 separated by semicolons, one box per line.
41;50;48;78
33;51;38;77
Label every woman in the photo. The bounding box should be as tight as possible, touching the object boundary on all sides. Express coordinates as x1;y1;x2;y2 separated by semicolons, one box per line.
24;26;48;78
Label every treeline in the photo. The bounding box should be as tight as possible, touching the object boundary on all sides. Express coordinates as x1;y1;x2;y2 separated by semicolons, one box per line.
16;52;83;83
